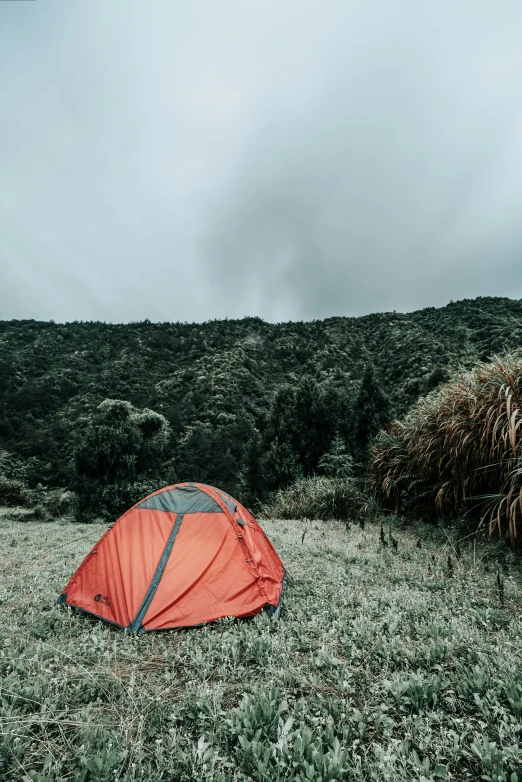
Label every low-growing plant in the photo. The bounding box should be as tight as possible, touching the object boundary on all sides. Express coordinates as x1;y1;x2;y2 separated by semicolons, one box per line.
260;475;367;522
227;686;350;780
0;475;30;507
2;517;522;780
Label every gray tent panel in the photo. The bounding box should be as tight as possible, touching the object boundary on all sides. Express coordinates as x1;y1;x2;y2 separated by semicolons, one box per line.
137;485;223;514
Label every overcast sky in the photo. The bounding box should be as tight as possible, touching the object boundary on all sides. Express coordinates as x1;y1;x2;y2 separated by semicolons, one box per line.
2;1;522;323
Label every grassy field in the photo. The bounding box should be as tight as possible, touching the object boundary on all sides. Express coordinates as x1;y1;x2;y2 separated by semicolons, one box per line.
1;513;522;781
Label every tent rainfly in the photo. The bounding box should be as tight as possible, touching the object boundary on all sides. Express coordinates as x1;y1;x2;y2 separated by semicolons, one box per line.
58;482;286;632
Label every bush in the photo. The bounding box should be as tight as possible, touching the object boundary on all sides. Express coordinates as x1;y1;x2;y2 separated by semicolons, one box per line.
261;475;368;522
0;450;29;483
371;353;522;546
39;488;76;519
0;475;30;507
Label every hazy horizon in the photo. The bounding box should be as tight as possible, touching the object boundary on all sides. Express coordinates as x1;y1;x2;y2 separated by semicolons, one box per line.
2;293;519;328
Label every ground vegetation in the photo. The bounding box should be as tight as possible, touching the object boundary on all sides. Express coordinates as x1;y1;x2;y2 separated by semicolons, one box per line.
1;515;521;781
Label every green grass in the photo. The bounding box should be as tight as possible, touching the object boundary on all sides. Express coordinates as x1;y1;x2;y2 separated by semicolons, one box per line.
1;512;522;781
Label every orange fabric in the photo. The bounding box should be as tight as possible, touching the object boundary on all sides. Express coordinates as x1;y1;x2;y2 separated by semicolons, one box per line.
60;483;285;631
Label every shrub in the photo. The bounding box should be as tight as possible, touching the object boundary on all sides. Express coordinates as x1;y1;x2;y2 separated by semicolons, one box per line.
39;488;76;519
261;475;367;522
371;353;522;546
0;450;29;483
0;475;30;507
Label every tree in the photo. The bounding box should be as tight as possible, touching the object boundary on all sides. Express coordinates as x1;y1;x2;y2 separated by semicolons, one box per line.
352;364;391;464
253;377;342;496
176;422;238;494
175;414;257;498
318;435;354;478
293;377;331;474
75;399;170;521
258;439;303;495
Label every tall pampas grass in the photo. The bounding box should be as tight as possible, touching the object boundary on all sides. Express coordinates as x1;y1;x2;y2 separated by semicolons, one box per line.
371;353;522;547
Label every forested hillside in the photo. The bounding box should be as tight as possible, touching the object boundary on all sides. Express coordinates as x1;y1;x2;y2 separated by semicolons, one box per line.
1;296;522;512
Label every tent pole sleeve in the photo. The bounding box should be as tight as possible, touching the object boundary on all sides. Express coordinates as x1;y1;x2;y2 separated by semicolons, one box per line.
127;513;184;633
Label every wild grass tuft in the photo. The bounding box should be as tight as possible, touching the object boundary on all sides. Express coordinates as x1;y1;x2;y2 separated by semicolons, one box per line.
372;353;522;547
260;476;367;522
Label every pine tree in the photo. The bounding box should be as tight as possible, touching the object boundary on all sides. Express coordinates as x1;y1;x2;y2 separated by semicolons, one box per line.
258;439;303;494
352;364;391;464
293;377;330;475
318;434;354;478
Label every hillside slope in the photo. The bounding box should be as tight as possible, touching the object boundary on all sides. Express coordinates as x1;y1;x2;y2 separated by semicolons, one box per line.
1;296;522;491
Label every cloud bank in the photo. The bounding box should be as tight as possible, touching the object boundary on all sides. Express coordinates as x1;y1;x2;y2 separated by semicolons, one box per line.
2;1;522;322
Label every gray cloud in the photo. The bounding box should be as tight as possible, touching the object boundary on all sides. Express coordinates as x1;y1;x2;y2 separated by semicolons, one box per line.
2;1;522;322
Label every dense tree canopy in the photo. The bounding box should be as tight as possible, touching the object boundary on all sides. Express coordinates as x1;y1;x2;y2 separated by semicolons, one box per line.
75;400;170;521
0;296;521;514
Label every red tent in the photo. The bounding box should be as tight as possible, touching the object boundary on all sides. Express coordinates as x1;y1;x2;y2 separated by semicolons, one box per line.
58;483;286;632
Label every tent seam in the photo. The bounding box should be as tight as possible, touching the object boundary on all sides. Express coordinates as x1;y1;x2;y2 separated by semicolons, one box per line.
126;513;184;633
